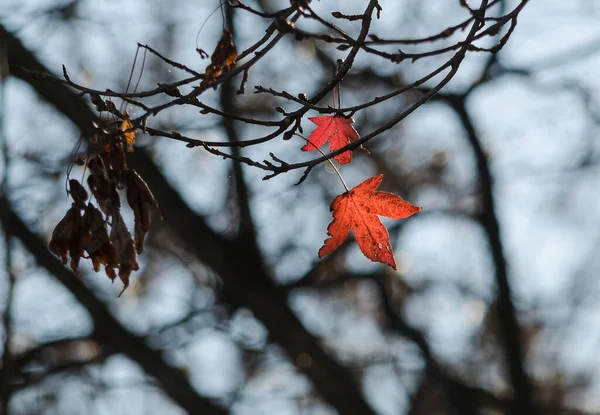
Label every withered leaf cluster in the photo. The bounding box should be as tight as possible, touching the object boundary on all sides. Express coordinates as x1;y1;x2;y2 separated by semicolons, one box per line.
49;125;160;296
199;29;237;87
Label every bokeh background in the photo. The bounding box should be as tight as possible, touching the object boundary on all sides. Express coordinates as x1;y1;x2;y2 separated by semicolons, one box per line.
0;0;599;414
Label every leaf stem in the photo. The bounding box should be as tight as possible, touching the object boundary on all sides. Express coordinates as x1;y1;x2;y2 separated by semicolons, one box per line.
295;133;349;192
332;86;336;110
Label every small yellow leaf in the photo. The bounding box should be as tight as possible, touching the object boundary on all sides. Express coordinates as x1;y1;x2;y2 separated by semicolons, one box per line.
120;118;136;152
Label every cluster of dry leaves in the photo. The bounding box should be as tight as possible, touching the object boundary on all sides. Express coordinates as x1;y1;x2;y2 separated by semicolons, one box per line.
48;28;238;295
49;121;160;295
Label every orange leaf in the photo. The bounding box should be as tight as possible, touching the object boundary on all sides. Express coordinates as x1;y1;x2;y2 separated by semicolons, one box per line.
301;115;359;164
318;175;421;269
120;118;135;152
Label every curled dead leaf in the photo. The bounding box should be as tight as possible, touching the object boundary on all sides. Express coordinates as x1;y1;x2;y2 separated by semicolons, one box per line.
108;137;127;176
110;210;139;295
49;207;84;274
87;174;111;216
68;179;88;210
125;169;161;254
88;156;121;216
82;203;118;277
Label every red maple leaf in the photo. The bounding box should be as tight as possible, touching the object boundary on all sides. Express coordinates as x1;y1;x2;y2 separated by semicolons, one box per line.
301;115;359;164
318;175;421;269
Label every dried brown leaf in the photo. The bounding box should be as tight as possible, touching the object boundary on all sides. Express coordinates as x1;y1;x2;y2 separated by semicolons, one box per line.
49;207;84;274
125;169;161;254
109;138;127;176
200;29;237;87
110;210;139;294
68;179;89;209
82;203;118;276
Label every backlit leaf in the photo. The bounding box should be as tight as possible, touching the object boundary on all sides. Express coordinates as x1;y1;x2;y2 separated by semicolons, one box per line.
318;174;421;269
301;115;359;164
200;29;237;87
120;118;136;152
